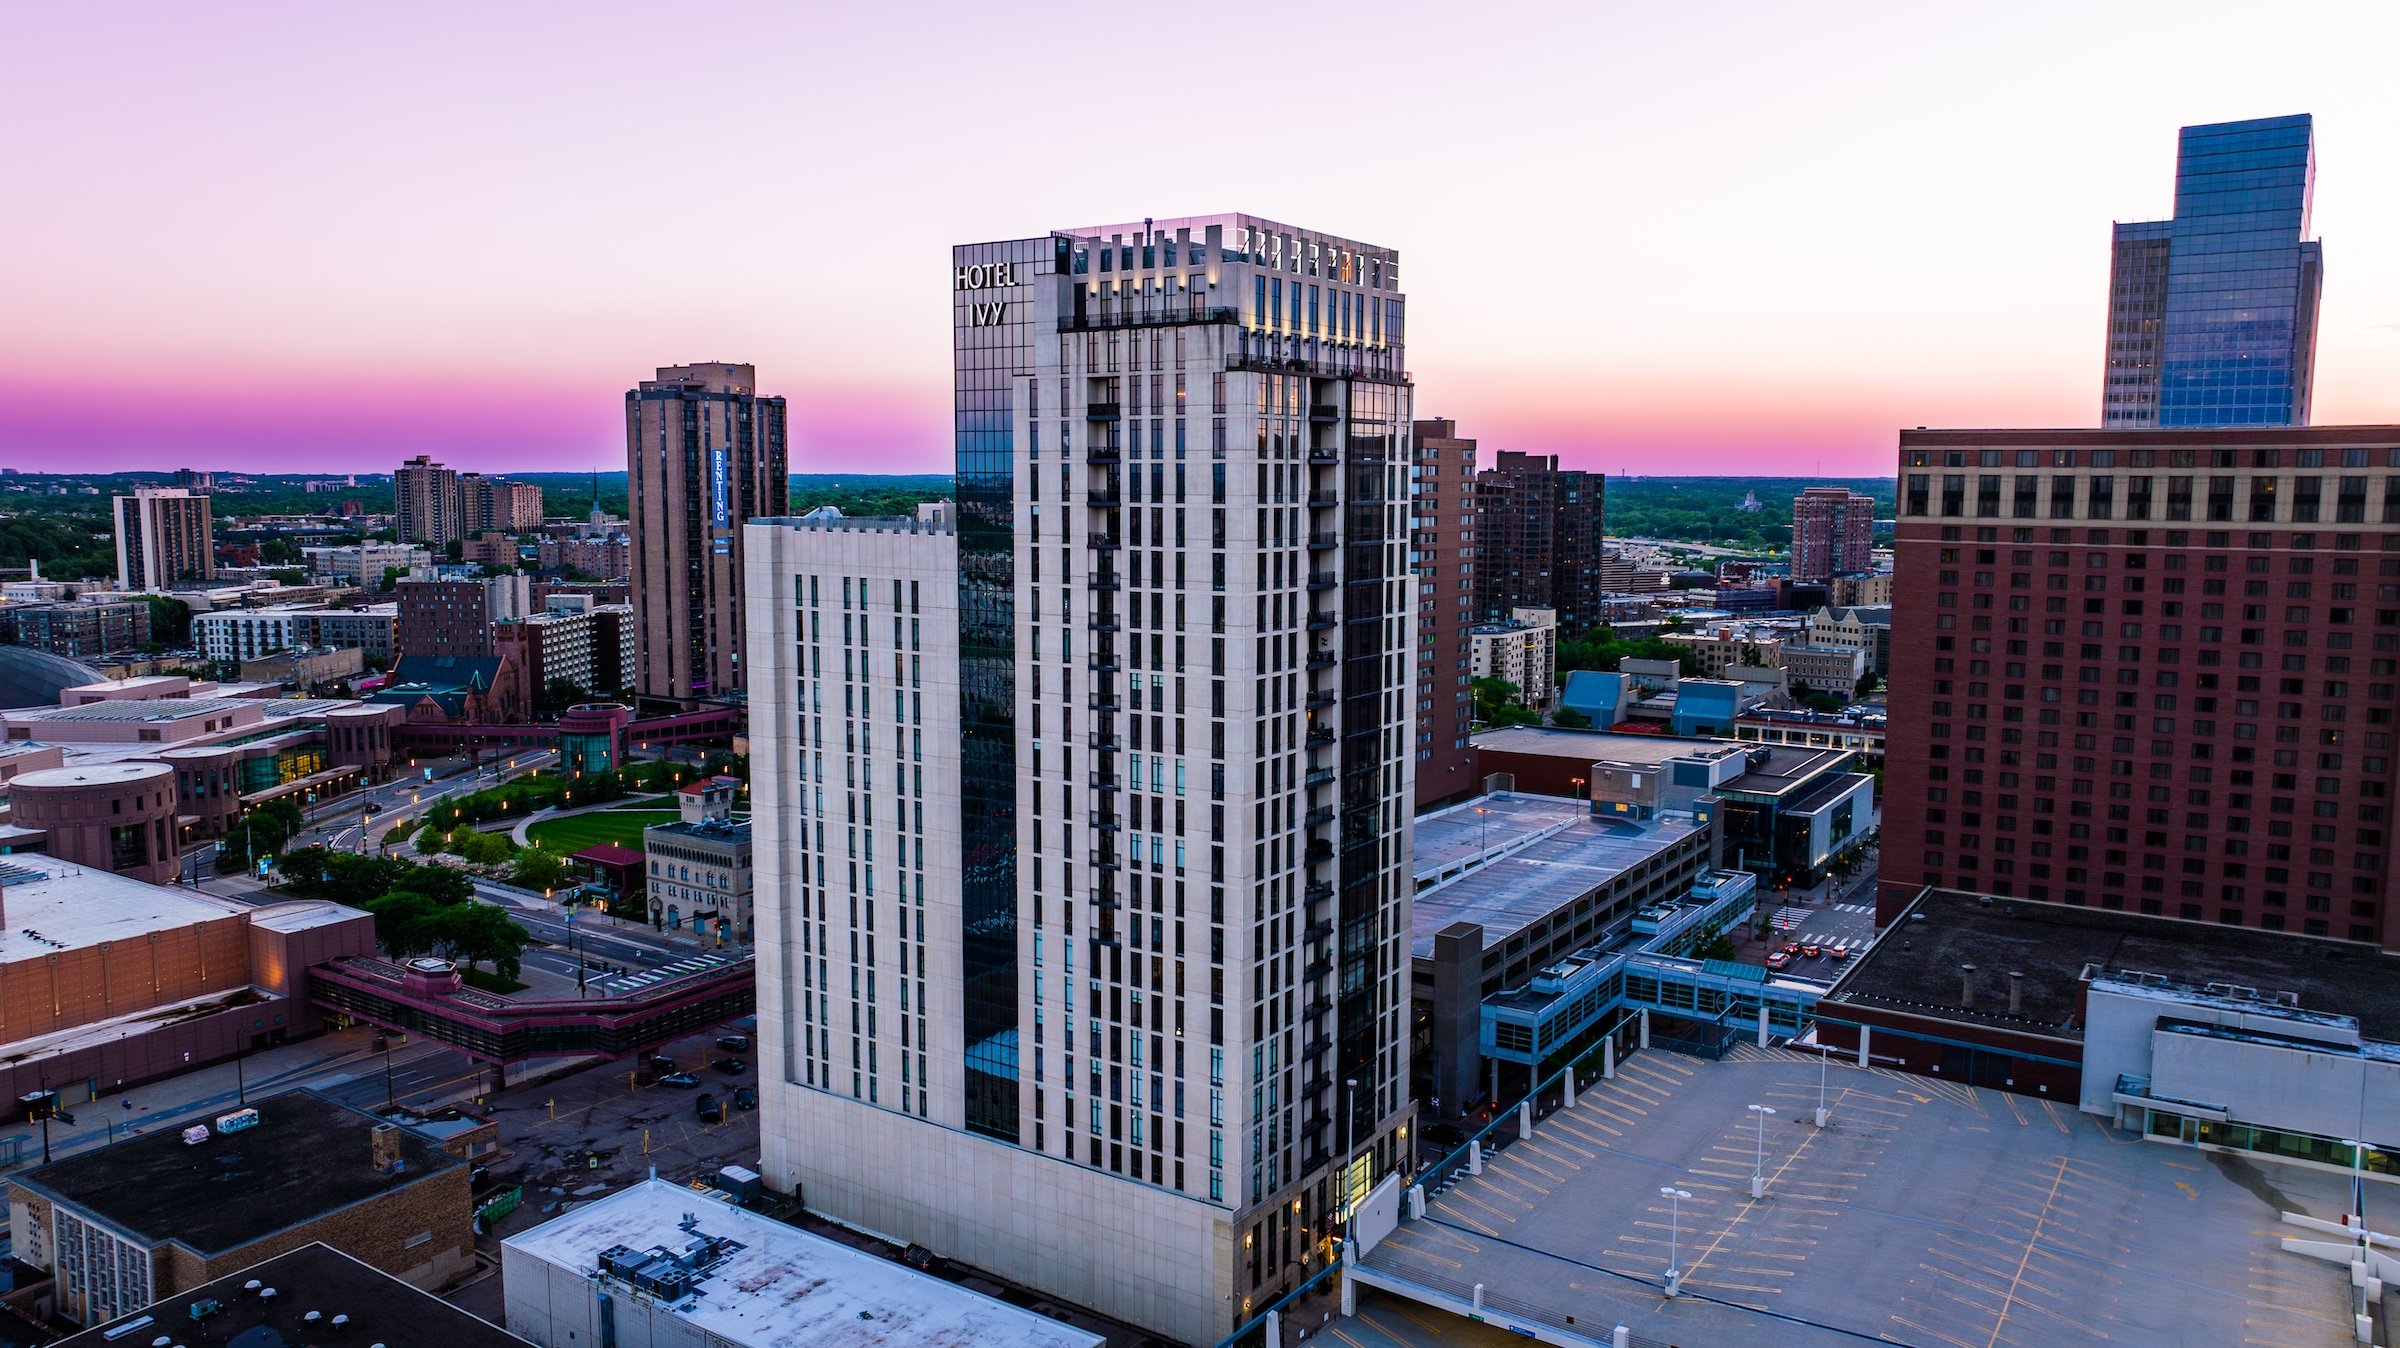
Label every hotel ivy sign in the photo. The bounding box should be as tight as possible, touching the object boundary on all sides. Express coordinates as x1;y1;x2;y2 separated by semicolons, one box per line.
957;261;1017;327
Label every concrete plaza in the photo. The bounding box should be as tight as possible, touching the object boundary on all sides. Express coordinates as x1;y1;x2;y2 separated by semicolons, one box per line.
1361;1044;2362;1346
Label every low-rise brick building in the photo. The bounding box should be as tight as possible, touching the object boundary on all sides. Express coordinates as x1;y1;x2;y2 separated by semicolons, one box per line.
8;1088;473;1326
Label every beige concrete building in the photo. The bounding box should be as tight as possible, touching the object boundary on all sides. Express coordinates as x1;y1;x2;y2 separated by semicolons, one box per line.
1662;624;1784;675
1469;605;1557;706
112;487;214;591
393;456;460;547
627;364;787;704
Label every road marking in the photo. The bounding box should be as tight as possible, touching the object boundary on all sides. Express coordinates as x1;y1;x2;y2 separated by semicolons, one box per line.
1983;1153;2073;1348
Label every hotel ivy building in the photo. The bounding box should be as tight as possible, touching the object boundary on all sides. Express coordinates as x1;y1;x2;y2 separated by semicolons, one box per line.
750;216;1418;1342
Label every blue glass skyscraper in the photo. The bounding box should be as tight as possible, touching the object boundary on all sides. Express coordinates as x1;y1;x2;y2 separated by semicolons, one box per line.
2102;114;2322;428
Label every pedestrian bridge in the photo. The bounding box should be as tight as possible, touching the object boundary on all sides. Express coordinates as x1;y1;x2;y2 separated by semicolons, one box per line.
307;952;754;1064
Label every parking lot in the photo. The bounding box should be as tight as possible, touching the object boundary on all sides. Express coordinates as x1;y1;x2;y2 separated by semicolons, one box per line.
1363;1044;2359;1346
479;1026;762;1232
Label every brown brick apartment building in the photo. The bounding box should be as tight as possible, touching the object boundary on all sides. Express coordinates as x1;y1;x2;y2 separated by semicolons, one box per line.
9;1089;473;1326
1881;426;2400;952
1412;418;1479;808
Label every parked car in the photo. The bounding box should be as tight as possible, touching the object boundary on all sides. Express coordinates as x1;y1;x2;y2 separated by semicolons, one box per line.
715;1032;751;1051
645;1053;677;1074
711;1057;748;1075
696;1094;722;1123
658;1071;700;1089
731;1086;758;1110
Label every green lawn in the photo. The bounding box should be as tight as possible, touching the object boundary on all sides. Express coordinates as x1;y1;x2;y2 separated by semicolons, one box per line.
524;810;677;855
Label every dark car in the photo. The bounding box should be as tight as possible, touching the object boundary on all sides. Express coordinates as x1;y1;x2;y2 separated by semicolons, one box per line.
696;1093;722;1123
658;1071;700;1089
711;1057;747;1075
1422;1123;1468;1149
645;1053;677;1073
715;1032;751;1051
731;1086;758;1110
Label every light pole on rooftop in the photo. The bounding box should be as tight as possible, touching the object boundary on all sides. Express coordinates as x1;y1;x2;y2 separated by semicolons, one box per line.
1660;1187;1690;1297
1748;1103;1776;1199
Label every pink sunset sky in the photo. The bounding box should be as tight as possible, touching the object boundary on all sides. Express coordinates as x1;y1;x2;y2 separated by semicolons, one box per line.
7;2;2400;478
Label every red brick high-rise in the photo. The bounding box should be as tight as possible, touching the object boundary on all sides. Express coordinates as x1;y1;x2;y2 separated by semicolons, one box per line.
1412;419;1479;808
1791;486;1876;583
1881;425;2400;952
1475;451;1606;636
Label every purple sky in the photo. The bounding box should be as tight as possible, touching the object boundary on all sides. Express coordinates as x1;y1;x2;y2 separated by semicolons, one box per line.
8;2;2400;478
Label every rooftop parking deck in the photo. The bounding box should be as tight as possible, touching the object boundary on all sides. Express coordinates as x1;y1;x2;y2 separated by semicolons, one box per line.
1359;1044;2358;1346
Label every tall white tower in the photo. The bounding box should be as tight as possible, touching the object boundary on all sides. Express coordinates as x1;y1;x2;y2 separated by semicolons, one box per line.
751;217;1416;1344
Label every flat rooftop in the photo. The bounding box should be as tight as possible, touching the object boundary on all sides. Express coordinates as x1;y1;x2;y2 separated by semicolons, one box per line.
1829;887;2400;1042
57;1243;528;1348
1411;793;1584;884
1718;745;1852;797
504;1179;1101;1348
0;852;257;961
1361;1045;2357;1346
1411;808;1704;959
1469;725;1740;767
0;696;341;725
15;1088;458;1254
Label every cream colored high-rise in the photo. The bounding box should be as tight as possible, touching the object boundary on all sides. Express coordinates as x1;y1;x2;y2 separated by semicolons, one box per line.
111;487;214;591
752;218;1417;1346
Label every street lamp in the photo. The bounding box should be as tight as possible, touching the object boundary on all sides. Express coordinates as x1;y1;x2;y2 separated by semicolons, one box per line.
1660;1187;1691;1297
1816;1048;1832;1128
1748;1104;1777;1199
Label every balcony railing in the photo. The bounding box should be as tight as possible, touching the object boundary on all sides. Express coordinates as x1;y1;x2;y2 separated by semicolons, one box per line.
1085;403;1121;421
1308;532;1339;549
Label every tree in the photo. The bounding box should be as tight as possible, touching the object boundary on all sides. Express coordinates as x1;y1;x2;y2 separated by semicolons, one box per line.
1555;631;1704;678
538;676;589;716
511;844;570;893
379;565;409;592
365;891;445;957
438;903;529;981
414;823;445;855
1471;676;1520;724
1551;705;1593;729
448;829;514;866
143;596;192;648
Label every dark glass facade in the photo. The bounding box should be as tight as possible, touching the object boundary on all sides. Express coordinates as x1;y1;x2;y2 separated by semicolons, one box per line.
952;237;1051;1142
2103;115;2322;430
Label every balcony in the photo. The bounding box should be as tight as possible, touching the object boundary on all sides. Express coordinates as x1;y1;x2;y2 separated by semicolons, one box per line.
1306;649;1337;671
1086;403;1122;421
1299;1074;1331;1099
1087;533;1121;551
1307;492;1340;509
1305;996;1332;1021
1306;920;1332;943
1305;805;1335;828
1308;448;1339;465
1058;304;1238;333
1087;693;1120;713
1086;490;1120;508
1087;654;1118;673
1088;615;1119;634
1089;736;1120;754
1306;725;1334;747
1305;688;1335;710
1305;767;1336;789
1307;611;1337;631
1089;571;1121;591
1091;811;1120;832
1309;405;1340;423
1089;773;1120;792
1088;848;1121;871
1306;882;1333;906
1304;841;1332;866
1085;443;1120;464
1308;532;1339;550
1307;571;1337;591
